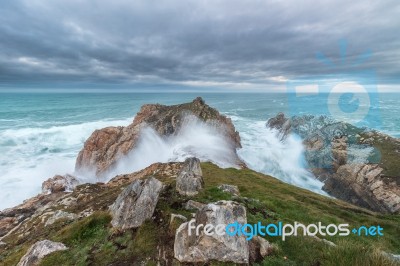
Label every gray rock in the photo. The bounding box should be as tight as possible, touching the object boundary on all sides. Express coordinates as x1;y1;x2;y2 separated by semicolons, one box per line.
170;214;187;225
174;200;249;264
45;210;78;226
254;236;274;257
218;184;240;196
17;240;67;266
184;200;205;211
310;235;336;247
110;176;163;230
381;252;400;262
176;157;204;196
42;174;80;194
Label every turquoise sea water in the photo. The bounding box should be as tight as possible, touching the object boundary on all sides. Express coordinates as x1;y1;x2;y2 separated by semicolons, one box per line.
0;93;399;210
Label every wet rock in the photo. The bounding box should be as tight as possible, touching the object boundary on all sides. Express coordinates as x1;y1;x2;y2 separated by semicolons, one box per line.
17;240;67;266
42;174;80;194
174;200;248;264
218;184;240;196
266;112;291;138
76;97;243;177
176;158;204;196
110;176;163;230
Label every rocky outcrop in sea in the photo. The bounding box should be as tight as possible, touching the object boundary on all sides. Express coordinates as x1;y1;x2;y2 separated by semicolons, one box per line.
75;97;243;177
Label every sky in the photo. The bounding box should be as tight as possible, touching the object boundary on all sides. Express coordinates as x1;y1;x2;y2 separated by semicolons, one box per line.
0;0;399;92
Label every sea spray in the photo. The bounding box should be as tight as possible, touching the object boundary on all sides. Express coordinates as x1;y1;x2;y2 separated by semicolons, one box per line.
0;114;325;211
105;116;240;179
0;118;132;210
236;120;326;194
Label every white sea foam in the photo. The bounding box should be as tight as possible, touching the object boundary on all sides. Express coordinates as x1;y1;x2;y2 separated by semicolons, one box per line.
0;114;326;211
105;116;239;179
0;118;132;210
236;120;326;195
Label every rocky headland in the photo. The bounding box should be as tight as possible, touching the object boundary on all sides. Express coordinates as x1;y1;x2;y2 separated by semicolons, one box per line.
75;97;243;178
0;99;399;265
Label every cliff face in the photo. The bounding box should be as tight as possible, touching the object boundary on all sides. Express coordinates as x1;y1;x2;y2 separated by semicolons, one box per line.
75;97;243;177
267;113;400;214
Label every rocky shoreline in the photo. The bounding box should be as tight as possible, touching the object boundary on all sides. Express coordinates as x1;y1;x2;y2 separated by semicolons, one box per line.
267;113;400;214
0;98;399;265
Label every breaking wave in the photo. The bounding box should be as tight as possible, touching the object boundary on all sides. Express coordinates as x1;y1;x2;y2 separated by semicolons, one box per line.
0;114;326;211
0;118;132;210
106;116;240;179
234;118;326;194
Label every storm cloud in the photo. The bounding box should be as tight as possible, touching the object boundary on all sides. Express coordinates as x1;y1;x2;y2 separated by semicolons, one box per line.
0;0;399;91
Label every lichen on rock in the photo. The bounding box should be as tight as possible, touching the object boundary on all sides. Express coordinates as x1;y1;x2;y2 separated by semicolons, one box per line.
110;176;163;230
174;200;249;264
17;240;67;266
176;157;204;196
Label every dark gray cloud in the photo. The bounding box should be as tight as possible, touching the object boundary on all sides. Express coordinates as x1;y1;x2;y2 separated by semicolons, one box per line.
0;0;399;91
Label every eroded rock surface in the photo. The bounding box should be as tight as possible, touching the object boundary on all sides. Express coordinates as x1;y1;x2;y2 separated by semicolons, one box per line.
110;176;163;229
174;200;249;264
17;240;67;266
76;97;243;177
176;157;204;196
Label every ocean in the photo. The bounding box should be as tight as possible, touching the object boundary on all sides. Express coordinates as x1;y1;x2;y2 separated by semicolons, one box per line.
1;92;399;210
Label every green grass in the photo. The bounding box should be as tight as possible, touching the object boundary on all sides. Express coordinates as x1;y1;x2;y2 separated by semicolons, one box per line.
360;132;400;177
1;162;399;265
196;162;400;265
40;212;160;266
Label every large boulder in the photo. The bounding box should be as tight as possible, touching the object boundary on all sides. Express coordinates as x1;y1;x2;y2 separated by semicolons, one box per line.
176;157;204;196
174;200;249;264
76;97;243;177
42;174;80;194
110;176;163;230
267;113;400;214
17;240;67;266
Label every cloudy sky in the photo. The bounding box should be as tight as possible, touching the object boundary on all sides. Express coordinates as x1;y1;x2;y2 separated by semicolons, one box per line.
0;0;399;92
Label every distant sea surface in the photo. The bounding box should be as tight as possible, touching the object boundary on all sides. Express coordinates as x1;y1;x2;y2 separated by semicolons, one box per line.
1;93;399;210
